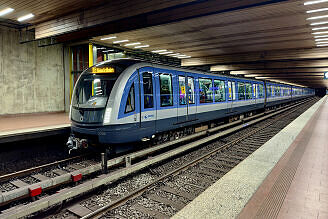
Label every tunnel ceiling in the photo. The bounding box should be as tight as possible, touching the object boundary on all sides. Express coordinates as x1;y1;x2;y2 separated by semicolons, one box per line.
1;0;328;88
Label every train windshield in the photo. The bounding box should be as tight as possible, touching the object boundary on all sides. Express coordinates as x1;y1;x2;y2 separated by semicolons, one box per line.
72;74;116;109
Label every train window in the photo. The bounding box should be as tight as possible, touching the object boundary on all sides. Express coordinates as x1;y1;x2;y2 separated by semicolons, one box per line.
188;77;195;104
238;82;245;100
246;83;252;100
253;84;257;99
258;84;264;98
125;83;135;113
142;73;154;108
214;79;225;102
179;76;187;105
159;74;173;107
199;78;213;103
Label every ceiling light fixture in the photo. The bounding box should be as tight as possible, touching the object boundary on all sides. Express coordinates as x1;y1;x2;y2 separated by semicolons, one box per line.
312;26;328;30
177;56;191;59
315;40;328;44
310;21;328;25
158;51;174;55
316;43;328;46
255;77;270;79
315;38;328;41
312;30;328;34
304;0;328;5
0;8;14;16
244;74;261;77
100;36;117;40
168;53;180;56
229;71;248;75
314;34;328;38
307;8;328;13
135;45;149;48
124;42;141;46
307;14;328;20
152;49;167;53
17;13;34;22
113;40;129;43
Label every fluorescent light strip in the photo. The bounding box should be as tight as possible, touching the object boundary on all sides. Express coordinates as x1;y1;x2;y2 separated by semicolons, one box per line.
0;8;14;16
315;38;328;41
100;36;117;40
311;21;328;25
312;26;328;30
158;51;174;55
315;40;328;44
168;53;180;56
152;49;167;53
307;14;328;20
307;8;328;13
135;45;149;48
312;30;328;34
314;34;328;38
113;40;129;43
304;0;328;5
17;13;34;22
177;56;191;59
124;42;141;46
317;43;328;46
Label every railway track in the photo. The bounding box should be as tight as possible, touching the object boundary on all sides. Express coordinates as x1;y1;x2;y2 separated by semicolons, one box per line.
80;98;316;219
0;97;317;218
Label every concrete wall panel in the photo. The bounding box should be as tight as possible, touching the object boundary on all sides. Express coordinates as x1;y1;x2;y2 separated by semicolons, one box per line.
0;27;64;115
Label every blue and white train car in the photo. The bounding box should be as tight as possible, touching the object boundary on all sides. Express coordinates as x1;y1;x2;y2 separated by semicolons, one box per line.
68;59;313;149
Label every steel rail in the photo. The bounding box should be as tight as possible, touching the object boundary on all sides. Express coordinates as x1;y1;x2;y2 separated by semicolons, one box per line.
0;155;86;183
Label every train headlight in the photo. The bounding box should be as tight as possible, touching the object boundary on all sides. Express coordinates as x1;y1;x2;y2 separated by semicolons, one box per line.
103;107;112;125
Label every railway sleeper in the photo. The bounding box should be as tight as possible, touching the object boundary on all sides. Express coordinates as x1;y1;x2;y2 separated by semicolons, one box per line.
181;173;213;185
146;194;185;210
161;186;195;201
132;203;170;219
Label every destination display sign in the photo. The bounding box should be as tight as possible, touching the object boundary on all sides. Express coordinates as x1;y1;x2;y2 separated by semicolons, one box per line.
92;66;115;74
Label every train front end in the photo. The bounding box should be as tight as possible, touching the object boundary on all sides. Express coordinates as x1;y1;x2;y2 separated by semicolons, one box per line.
67;59;136;153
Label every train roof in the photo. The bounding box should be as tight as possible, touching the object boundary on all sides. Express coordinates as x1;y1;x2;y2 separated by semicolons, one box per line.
94;58;310;89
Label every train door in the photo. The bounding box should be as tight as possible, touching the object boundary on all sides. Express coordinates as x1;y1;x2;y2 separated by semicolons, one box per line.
139;68;157;130
253;83;257;105
187;75;196;121
264;81;267;106
177;73;187;123
227;80;234;113
177;73;196;122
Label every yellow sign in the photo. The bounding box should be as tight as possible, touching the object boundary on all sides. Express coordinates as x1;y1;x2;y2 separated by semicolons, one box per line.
181;86;186;94
92;67;115;74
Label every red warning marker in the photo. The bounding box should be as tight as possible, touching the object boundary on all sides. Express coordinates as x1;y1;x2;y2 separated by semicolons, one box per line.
29;185;42;197
71;173;82;182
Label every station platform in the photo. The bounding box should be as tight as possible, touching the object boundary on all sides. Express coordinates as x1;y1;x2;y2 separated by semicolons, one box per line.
173;96;327;219
0;112;70;143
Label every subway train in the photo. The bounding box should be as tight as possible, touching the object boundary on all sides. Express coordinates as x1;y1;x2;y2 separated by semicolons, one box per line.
67;59;314;151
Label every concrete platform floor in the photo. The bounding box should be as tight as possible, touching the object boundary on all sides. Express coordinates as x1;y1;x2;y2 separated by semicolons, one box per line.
0;112;69;133
173;96;326;219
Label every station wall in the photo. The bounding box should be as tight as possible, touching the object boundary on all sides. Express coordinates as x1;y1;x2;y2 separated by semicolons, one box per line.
0;27;65;115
